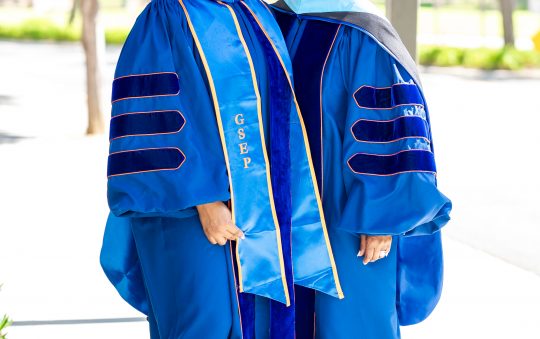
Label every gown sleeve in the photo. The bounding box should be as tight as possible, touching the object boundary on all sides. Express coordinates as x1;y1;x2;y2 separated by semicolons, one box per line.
106;1;230;217
337;28;452;236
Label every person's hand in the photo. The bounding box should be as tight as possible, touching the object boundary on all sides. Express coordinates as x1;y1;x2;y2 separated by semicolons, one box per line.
358;235;392;265
196;202;245;246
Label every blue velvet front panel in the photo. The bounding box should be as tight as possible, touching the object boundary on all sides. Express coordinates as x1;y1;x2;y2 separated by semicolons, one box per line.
240;4;294;339
354;83;423;109
351;116;429;143
272;5;296;39
111;72;180;103
109;110;186;140
275;16;340;339
290;20;340;191
347;150;436;176
107;148;185;177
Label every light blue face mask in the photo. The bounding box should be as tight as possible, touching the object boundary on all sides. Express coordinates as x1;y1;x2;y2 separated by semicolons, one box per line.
275;0;384;17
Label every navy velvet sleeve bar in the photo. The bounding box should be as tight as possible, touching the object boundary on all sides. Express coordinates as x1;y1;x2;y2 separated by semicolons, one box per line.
111;72;180;103
347;150;436;176
354;83;423;109
107;148;186;177
351;116;429;143
109;110;186;140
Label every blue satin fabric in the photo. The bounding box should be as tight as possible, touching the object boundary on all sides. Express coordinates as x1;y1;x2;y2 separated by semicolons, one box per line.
273;8;452;335
315;230;401;339
130;215;239;338
242;0;345;309
233;5;295;337
100;214;149;314
181;0;290;305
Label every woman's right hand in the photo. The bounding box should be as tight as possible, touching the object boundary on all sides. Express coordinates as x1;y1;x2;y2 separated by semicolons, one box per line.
196;202;245;246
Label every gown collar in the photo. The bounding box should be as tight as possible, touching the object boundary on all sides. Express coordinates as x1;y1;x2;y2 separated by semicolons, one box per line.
278;0;384;17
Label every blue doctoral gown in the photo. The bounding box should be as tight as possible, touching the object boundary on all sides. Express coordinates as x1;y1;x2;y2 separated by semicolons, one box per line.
100;0;343;338
271;1;452;338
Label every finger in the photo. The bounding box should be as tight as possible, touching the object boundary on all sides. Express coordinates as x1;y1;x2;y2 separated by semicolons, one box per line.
372;243;386;262
381;238;392;257
358;235;367;257
222;231;237;241
225;224;245;240
363;246;376;265
223;230;239;241
216;235;228;246
207;236;218;245
221;225;238;240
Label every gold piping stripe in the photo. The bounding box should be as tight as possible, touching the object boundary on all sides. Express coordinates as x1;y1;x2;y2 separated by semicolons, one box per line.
228;243;244;339
218;0;291;307
177;0;240;286
320;26;342;199
240;1;344;299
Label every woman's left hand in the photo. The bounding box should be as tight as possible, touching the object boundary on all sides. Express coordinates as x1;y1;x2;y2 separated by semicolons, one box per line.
358;235;392;265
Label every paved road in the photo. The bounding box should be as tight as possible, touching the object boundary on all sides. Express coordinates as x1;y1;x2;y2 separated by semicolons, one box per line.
0;41;539;338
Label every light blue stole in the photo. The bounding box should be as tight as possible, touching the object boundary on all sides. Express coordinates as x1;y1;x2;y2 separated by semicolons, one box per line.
179;0;343;304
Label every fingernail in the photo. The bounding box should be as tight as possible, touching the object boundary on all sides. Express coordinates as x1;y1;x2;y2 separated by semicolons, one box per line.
363;262;368;266
241;234;246;240
357;251;362;257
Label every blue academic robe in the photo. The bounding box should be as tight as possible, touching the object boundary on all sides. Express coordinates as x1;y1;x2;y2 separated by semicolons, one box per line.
271;1;452;338
100;0;343;338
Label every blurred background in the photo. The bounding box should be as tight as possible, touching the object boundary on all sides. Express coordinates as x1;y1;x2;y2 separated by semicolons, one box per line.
0;0;539;338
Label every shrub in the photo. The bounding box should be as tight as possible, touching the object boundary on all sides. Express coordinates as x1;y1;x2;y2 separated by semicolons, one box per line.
461;48;500;69
0;18;79;42
0;18;128;44
105;28;129;45
420;45;540;70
